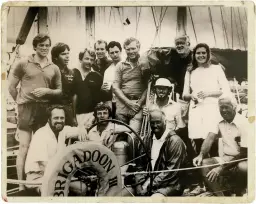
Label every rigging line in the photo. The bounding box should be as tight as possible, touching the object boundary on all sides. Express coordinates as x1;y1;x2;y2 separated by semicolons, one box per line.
237;8;246;50
151;7;158;28
135;7;142;37
243;7;248;23
188;7;198;44
234;8;242;49
157;7;164;45
154;6;161;26
108;7;113;27
231;7;233;49
220;7;230;48
160;7;168;25
208;7;217;47
117;7;124;29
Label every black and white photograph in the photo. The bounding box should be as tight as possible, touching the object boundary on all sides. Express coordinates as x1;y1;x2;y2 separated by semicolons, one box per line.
2;2;254;201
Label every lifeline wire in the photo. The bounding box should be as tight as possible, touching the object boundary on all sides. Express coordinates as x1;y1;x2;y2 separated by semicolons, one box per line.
121;158;247;176
6;158;247;186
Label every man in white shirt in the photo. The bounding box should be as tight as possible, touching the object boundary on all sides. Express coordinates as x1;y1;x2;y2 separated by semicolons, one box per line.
87;102;130;148
101;41;122;114
135;108;187;196
25;105;87;194
193;95;248;196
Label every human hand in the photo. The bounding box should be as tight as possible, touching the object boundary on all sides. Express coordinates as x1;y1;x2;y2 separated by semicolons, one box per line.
190;92;198;102
197;91;208;99
102;130;116;148
128;101;141;113
101;82;111;91
193;154;203;166
206;166;223;182
73;118;78;127
142;106;149;116
136;185;147;196
78;128;87;142
31;88;50;97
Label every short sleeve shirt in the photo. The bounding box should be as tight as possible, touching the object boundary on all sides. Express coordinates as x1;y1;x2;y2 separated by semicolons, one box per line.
52;67;75;105
73;68;103;114
9;55;62;104
160;102;186;131
218;113;248;161
114;59;146;98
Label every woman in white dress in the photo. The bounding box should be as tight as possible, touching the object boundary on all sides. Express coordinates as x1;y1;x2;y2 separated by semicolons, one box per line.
182;43;231;155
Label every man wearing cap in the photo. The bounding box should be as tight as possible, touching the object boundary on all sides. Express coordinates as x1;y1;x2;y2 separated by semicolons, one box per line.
143;78;185;132
113;37;148;134
143;78;195;166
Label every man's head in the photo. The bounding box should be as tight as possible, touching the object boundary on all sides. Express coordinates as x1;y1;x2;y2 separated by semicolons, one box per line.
51;43;70;68
149;106;166;139
32;33;51;58
94;40;108;60
174;35;190;56
218;95;237;123
47;105;66;133
94;102;112;125
154;78;173;100
79;48;96;70
123;37;140;61
107;41;122;63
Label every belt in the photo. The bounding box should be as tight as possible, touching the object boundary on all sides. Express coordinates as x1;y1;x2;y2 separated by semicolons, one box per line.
125;95;140;100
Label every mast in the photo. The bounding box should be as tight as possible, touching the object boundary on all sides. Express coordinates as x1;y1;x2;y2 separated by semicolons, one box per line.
85;7;95;48
176;7;187;35
38;7;48;34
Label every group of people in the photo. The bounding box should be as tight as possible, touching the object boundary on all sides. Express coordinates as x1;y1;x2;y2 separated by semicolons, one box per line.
8;33;248;196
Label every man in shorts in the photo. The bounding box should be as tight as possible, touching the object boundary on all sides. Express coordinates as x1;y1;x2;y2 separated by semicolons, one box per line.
193;95;248;196
8;33;62;190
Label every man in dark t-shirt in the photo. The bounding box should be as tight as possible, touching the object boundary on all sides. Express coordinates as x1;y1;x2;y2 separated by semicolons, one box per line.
73;48;103;129
51;43;77;126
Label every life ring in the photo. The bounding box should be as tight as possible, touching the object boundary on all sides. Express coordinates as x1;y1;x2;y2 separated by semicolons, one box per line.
41;142;122;197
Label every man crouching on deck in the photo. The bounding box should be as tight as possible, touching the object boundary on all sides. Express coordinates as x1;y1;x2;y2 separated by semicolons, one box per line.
24;105;87;194
87;102;131;148
134;108;187;196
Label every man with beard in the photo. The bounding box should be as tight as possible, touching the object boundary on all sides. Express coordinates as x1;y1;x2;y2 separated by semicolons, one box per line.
25;105;87;194
143;78;185;131
8;34;62;190
73;48;103;129
113;37;148;134
134;108;187;196
93;40;112;76
51;43;77;126
193;95;248;196
87;102;130;148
